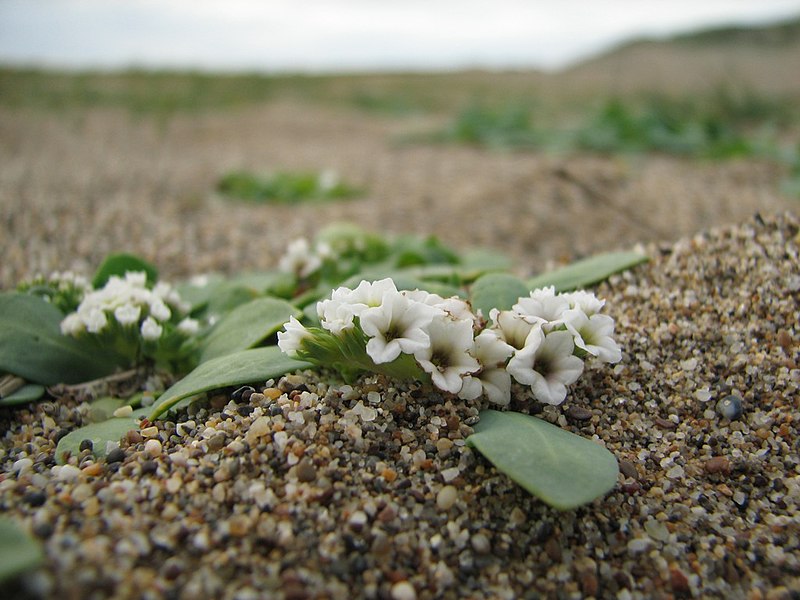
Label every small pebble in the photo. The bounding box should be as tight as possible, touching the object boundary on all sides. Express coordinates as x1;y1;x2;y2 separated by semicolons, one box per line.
112;405;133;418
144;439;162;458
567;406;592;421
470;532;491;554
716;395;743;420
140;426;159;438
390;581;416;600
436;485;458;510
705;456;731;474
295;459;317;483
106;447;126;464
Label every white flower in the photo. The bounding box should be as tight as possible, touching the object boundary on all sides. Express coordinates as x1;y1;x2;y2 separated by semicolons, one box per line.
459;329;515;404
414;315;480;394
513;286;571;324
279;238;322;278
342;278;398;309
148;298;172;322
562;290;605;316
404;290;476;323
125;271;148;287
490;308;542;350
507;329;584;405
461;368;513;406
83;306;108;334
318;278;399;334
114;303;141;326
562;309;621;363
177;317;200;335
140;316;163;341
60;313;84;336
317;169;340;193
277;316;312;357
360;291;436;364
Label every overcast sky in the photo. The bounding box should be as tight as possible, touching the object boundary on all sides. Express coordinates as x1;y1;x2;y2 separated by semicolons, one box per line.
1;0;799;73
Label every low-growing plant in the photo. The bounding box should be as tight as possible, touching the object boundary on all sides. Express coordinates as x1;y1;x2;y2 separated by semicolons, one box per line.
216;169;362;204
1;225;647;516
425;102;544;150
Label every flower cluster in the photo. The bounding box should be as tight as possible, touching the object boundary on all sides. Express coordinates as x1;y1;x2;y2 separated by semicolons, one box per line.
279;279;620;406
17;270;91;314
60;271;200;369
278;238;333;279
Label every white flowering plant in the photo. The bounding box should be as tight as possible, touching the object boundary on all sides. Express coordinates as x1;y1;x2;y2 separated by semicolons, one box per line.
278;278;621;407
59;270;201;372
2;228;647;510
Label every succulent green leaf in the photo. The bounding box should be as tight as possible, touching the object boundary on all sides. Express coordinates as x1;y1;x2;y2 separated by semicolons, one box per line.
466;410;619;510
0;384;45;407
0;517;44;583
149;346;311;420
470;273;530;316
55;406;149;464
199;297;302;362
0;292;118;385
92;253;158;288
527;251;648;292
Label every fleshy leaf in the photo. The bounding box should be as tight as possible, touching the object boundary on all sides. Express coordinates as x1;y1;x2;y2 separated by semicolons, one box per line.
470;273;530;316
527;251;648;292
0;292;118;385
92;253;158;288
466;410;619;510
199;297;302;362
149;346;311;420
0;517;44;583
55;407;149;464
0;384;45;407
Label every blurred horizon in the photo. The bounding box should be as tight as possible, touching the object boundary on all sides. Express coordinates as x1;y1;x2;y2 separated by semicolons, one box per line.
1;0;799;75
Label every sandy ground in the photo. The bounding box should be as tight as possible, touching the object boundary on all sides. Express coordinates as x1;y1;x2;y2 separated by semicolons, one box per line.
0;102;795;287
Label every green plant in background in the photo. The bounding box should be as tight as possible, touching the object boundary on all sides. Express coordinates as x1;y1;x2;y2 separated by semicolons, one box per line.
427;102;544;150
217;169;362;204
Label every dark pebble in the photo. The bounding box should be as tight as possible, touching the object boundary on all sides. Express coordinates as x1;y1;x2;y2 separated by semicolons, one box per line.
716;395;743;420
544;537;563;562
295;459;317;483
106;448;126;464
231;385;255;402
567;406;593;421
23;490;47;507
655;417;677;430
32;522;54;539
141;460;158;475
237;405;255;417
207;434;226;452
619;460;638;480
54;429;70;443
79;439;93;452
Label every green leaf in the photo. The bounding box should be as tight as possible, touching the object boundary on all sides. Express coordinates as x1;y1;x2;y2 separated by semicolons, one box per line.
92;253;158;288
0;293;118;385
55;407;149;464
149;346;312;420
459;248;514;273
0;517;43;583
466;410;619;510
470;273;530;316
527;251;648;292
199;297;302;362
0;384;45;407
